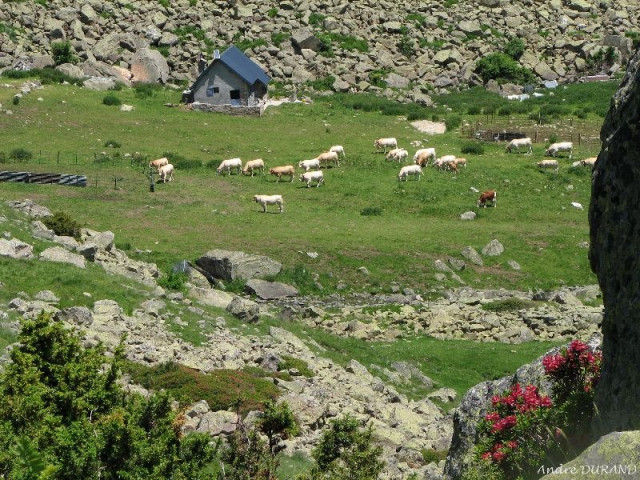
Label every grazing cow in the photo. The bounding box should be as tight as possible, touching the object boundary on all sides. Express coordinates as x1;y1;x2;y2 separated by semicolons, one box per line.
158;163;174;183
414;148;436;167
253;194;284;213
374;137;398;153
477;190;497;208
398;164;422;181
217;157;243;176
268;165;295;182
299;159;321;171
316;151;340;168
149;157;168;171
545;141;573;158
505;137;533;154
329;145;346;158
538;159;559;172
242;158;265;176
386;148;409;163
299;170;325;188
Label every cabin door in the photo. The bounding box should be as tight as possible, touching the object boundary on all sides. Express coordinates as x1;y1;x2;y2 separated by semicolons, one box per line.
230;89;241;106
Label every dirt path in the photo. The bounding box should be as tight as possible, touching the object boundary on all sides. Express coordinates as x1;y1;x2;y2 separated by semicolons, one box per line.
411;120;447;134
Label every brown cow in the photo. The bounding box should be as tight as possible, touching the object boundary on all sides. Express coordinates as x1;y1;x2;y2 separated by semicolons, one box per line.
477;190;497;208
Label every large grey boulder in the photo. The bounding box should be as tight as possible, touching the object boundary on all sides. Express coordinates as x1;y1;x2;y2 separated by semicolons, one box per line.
245;279;298;300
226;296;260;323
40;246;86;268
55;306;93;326
0;238;34;259
7;200;51;218
188;287;234;309
291;29;323;51
539;431;640;480
130;48;169;84
196;249;282;282
589;48;640;435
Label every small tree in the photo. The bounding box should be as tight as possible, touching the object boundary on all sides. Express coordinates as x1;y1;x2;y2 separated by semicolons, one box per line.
307;415;385;480
51;41;76;65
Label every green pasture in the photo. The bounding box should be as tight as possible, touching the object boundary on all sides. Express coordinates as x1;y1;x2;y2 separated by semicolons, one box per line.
0;79;611;293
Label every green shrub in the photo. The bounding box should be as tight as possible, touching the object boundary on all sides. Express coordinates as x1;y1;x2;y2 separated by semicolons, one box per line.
102;94;121;106
134;83;162;99
309;12;326;26
0;152;6;164
1;67;84;86
123;361;280;415
504;37;525;60
271;32;290;47
481;298;540;312
445;114;462;131
51;40;76;65
305;75;335;91
360;207;383;216
104;139;121;148
153;45;170;57
467;105;481;115
12;95;19;105
369;68;391;88
278;355;314;378
475;52;535;85
461;142;485;155
9;147;32;162
0;313;216;477
397;35;415;58
43;211;81;239
157;271;188;292
267;7;278;17
406;13;426;27
422;449;448;465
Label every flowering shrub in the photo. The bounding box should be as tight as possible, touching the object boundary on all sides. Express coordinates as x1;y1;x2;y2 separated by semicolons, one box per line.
470;340;602;480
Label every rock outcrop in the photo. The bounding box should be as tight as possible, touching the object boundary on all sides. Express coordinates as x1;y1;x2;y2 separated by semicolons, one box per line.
196;249;282;282
589;48;640;434
0;1;638;97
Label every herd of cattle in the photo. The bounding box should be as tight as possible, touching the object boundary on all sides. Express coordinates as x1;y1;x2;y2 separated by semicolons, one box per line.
146;135;596;213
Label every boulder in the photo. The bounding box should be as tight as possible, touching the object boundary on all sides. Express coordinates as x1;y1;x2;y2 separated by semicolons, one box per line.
539;431;640;480
0;238;34;259
188;287;234;309
40;246;86;268
225;296;260;323
130;48;169;84
196;249;282;282
245;279;298;300
56;63;85;79
461;247;483;266
7;199;51;218
54;306;93;326
589;48;640;434
482;239;504;256
291;29;322;51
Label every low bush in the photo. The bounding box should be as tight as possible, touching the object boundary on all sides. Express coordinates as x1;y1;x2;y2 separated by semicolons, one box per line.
9;147;32;162
461;142;485;155
468;340;602;480
51;40;76;65
360;206;383;216
43;211;81;239
134;83;162;99
475;52;535;85
123;361;281;415
445;114;462;131
157;271;188;292
278;355;314;378
481;298;540;312
102;94;121;106
104;139;121;148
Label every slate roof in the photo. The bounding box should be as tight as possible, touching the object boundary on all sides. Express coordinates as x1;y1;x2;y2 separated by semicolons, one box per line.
215;45;270;86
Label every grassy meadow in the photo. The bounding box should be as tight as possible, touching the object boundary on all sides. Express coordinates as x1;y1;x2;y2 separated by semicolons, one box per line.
0;78;616;294
0;75;617;475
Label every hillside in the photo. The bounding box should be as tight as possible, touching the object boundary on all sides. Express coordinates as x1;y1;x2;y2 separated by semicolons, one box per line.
0;0;638;100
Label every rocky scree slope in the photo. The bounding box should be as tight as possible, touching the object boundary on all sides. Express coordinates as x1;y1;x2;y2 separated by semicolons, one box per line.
0;0;638;101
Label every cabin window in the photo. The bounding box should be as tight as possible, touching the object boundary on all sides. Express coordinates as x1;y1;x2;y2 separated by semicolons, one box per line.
206;86;219;97
230;90;241;100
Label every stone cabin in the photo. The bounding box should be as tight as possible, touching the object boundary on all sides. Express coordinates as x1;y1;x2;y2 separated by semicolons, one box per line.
184;45;270;112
